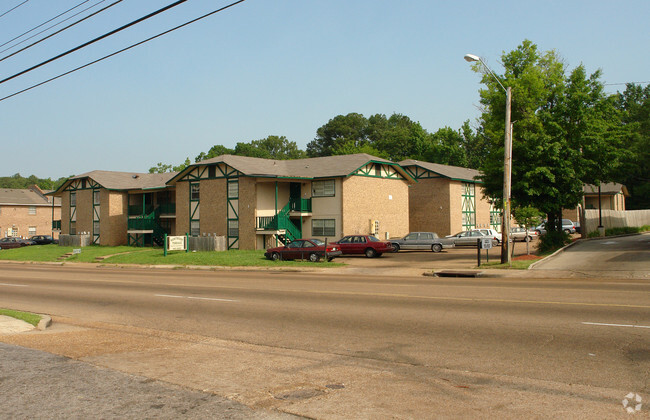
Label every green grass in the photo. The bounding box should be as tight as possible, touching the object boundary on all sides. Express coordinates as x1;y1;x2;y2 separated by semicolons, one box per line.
477;259;540;270
103;249;343;267
0;244;342;267
0;308;41;327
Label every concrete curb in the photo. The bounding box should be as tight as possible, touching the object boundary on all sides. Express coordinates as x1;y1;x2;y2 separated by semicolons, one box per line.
37;315;52;331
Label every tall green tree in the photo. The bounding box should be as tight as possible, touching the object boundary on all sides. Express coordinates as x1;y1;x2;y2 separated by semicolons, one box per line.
421;127;469;167
307;113;369;157
475;40;624;233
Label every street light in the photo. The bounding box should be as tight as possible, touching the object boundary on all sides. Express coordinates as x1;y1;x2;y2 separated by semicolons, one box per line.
464;53;512;265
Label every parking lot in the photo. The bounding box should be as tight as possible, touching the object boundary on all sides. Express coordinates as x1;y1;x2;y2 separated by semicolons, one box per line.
329;239;541;276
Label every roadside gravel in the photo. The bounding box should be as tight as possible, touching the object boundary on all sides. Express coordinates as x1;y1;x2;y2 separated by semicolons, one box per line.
0;342;298;419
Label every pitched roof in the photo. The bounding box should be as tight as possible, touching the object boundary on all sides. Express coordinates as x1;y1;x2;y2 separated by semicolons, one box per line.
0;188;56;206
51;170;177;195
169;154;414;183
399;159;481;183
584;183;629;196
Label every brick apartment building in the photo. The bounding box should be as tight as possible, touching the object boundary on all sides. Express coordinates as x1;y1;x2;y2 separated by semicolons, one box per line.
0;185;61;239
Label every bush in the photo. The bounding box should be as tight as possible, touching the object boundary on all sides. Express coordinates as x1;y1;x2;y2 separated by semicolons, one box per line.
587;231;601;238
605;226;640;236
537;230;571;253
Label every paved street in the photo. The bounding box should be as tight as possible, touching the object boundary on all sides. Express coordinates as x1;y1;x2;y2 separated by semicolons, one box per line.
0;252;648;418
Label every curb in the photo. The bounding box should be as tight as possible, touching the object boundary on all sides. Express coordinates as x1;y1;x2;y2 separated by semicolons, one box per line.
37;314;52;331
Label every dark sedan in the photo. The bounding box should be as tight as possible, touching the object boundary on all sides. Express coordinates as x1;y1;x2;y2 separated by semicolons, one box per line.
334;235;393;258
0;237;32;249
29;235;56;245
265;238;342;262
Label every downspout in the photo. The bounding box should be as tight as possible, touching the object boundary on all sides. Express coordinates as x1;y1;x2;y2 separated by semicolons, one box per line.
275;181;278;247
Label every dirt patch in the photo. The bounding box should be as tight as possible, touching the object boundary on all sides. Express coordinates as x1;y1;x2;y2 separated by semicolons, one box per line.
512;254;542;261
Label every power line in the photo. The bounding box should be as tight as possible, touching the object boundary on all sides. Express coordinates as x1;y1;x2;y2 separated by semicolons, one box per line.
0;0;190;86
0;0;93;49
0;0;247;103
604;81;650;86
0;0;30;20
0;0;123;63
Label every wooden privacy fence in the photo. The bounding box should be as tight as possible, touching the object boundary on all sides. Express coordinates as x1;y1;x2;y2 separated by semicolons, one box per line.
188;235;227;252
584;209;650;234
58;233;92;247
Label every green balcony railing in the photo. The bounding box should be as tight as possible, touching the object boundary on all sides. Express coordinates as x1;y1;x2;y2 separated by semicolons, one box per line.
157;203;176;215
289;197;312;212
128;204;155;216
128;218;156;231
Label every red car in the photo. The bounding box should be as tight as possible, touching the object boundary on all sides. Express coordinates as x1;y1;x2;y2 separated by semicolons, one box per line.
265;238;342;262
334;235;393;258
0;237;33;249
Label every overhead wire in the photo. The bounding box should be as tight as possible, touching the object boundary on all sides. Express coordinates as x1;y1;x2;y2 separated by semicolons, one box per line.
0;0;30;20
0;0;123;63
0;0;190;86
0;0;247;102
0;0;93;49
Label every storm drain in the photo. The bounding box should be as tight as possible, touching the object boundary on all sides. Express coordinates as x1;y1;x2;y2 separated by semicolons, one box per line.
273;388;325;401
434;270;482;278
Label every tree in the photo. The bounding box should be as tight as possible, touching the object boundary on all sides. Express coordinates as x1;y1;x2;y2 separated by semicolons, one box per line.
615;83;650;209
195;145;234;162
474;40;623;236
307;113;369;157
367;113;429;161
512;205;542;255
421;127;468;167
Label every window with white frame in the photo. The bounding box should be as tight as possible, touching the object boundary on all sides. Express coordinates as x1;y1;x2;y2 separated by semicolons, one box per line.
312;219;335;236
28;206;36;215
70;192;76;207
28;226;36;236
190;183;200;201
228;220;239;237
312;180;335;197
228;180;238;199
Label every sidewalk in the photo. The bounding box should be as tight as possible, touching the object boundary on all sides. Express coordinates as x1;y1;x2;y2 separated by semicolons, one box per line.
0;315;34;334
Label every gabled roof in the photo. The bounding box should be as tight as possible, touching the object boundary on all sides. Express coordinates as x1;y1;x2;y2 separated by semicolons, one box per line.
168;154;415;184
399;159;481;183
51;170;178;195
584;183;629;196
0;187;58;206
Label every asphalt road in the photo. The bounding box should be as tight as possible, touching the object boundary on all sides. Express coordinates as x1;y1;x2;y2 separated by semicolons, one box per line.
1;261;648;418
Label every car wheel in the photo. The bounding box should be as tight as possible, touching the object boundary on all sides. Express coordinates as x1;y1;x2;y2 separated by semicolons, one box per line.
327;257;334;262
563;229;571;234
492;239;499;247
271;252;281;261
364;248;377;258
525;235;532;242
309;253;320;262
431;243;442;253
391;243;400;252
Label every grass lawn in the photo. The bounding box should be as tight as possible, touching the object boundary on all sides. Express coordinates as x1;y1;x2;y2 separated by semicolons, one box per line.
0;308;41;327
0;244;342;267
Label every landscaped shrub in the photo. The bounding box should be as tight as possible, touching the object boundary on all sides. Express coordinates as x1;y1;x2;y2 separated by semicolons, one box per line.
587;231;601;238
537;230;571;253
605;226;640;236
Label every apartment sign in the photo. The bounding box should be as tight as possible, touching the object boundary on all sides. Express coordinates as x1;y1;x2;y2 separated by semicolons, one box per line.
167;235;187;251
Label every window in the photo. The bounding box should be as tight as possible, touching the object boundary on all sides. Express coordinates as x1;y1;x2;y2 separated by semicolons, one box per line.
28;227;36;236
28;206;36;215
228;180;238;199
70;221;76;235
374;163;382;177
312;219;335;236
228;220;239;237
70;192;76;207
93;190;100;205
312;180;335;197
190;183;200;201
208;166;216;178
190;220;200;236
93;221;100;235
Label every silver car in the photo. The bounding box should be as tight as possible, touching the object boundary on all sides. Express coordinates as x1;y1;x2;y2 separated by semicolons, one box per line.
390;232;454;253
446;230;499;247
510;227;537;242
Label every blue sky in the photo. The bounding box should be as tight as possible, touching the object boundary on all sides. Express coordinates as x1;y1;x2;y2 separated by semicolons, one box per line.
1;0;648;179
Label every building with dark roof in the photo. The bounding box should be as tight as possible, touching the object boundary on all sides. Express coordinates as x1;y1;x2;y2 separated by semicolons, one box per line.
0;185;61;239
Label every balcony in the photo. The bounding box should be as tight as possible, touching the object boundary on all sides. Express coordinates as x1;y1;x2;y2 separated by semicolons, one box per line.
289;197;311;213
128;204;154;217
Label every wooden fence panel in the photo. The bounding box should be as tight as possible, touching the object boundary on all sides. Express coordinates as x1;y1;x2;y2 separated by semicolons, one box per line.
584;209;650;234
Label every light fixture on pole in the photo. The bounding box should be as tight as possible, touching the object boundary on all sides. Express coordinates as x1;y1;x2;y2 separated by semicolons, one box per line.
464;53;512;265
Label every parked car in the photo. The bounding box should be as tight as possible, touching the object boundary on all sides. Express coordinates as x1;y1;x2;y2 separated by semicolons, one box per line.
509;227;537;242
475;228;502;245
0;237;33;249
29;235;56;245
390;232;454;253
265;238;342;262
445;230;499;247
334;235;393;258
535;219;576;235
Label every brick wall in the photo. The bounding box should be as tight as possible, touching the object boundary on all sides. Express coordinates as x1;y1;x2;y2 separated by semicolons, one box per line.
0;204;60;238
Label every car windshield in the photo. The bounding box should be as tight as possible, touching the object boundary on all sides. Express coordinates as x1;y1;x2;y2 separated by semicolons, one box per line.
310;239;324;245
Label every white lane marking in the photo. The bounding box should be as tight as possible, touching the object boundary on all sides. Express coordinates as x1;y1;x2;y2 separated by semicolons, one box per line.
601;241;618;245
155;294;237;302
582;322;650;329
0;283;28;287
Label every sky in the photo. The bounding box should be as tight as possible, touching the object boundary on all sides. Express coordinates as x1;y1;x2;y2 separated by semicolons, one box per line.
1;0;648;179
